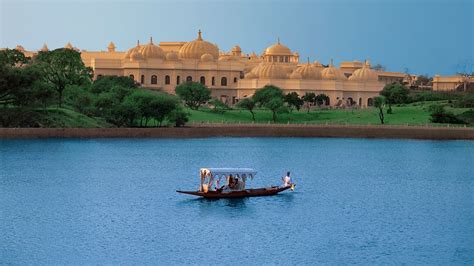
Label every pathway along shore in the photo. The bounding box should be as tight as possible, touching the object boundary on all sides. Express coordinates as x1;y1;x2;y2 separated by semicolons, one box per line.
1;124;473;140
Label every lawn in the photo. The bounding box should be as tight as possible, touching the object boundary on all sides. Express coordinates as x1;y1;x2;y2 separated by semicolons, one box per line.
187;101;473;126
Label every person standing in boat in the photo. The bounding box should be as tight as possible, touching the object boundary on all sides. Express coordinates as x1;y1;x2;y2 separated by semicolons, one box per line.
282;171;292;187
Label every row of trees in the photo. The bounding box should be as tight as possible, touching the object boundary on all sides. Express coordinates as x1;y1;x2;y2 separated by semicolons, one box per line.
0;48;188;127
173;81;330;122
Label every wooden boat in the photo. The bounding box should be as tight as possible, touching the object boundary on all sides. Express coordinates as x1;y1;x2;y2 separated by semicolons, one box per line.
177;168;295;199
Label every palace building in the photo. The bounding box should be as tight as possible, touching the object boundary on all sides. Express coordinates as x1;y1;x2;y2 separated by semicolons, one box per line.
9;30;411;107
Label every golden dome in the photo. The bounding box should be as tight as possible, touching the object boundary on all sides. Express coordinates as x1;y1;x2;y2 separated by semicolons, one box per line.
200;53;214;62
124;41;144;61
165;51;179;61
254;62;287;79
289;71;302;79
321;59;346;80
179;30;219;60
140;37;165;59
348;61;378;82
264;39;292;55
293;63;322;80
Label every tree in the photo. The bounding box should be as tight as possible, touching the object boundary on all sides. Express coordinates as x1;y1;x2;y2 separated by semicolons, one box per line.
90;76;137;94
380;83;409;114
175;81;211;110
252;85;287;122
0;63;45;107
208;98;229;114
284;92;303;112
414;75;432;87
150;94;178;126
373;96;385;124
168;107;189;127
236;98;256;121
35;48;93;107
0;49;29;66
302;92;315;113
315;94;329;107
428;104;464;124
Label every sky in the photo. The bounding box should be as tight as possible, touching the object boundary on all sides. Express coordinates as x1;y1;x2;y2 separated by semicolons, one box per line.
1;0;473;76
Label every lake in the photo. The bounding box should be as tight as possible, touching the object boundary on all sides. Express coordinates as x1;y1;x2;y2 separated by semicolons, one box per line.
0;138;473;264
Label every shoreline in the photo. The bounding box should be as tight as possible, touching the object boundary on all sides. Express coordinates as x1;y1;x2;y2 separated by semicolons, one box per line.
1;124;473;140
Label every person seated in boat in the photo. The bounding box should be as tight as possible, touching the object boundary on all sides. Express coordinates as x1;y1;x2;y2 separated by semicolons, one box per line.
219;174;236;192
282;171;292;187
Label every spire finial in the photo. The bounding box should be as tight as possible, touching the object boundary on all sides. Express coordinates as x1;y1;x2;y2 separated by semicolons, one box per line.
198;29;202;40
330;58;334;67
307;57;310;64
137;40;140;46
277;37;280;44
150;36;153;44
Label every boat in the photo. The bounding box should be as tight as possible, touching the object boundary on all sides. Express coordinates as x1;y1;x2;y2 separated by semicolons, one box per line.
176;168;295;199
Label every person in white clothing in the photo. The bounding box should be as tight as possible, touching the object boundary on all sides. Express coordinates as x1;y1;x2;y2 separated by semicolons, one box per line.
282;171;292;187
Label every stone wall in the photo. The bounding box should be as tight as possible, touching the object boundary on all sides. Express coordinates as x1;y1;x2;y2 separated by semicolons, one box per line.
1;124;473;140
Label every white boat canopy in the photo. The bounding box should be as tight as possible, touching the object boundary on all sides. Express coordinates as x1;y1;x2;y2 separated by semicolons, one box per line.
200;168;257;178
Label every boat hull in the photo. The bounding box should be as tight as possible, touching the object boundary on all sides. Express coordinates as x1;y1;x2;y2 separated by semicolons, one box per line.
177;186;292;199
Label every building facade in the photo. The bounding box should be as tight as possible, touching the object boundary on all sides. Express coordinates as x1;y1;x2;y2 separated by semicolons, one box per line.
8;30;414;107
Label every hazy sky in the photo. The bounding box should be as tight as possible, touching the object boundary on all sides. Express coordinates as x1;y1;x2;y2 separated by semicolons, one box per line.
1;0;472;75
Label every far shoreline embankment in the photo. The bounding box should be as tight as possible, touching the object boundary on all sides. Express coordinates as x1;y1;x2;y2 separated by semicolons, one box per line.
1;124;474;140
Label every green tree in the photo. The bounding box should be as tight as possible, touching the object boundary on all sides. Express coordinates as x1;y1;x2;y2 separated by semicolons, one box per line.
168;107;189;127
315;94;329;107
0;63;45;107
284;92;304;112
175;81;211;110
380;83;409;114
90;76;137;94
373;96;385;124
208;98;229;114
428;104;464;124
253;85;287;122
35;48;93;107
302;92;315;113
0;48;29;66
150;94;178;126
236;98;256;121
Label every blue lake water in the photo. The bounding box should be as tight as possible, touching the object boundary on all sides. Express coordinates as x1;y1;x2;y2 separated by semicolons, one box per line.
0;137;473;264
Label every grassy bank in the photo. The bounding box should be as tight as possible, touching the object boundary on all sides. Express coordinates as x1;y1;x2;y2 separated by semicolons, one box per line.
187;101;473;126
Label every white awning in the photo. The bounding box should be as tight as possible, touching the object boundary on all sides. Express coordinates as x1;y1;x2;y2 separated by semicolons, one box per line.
200;168;257;177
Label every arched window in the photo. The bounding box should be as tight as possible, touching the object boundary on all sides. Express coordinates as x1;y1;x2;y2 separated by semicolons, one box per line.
221;77;227;86
200;76;206;85
141;75;145;84
368;98;374;106
186;76;192;82
233;77;237;83
151;75;157;85
165;75;170;85
177;76;180;85
129;74;135;80
212;77;215;86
